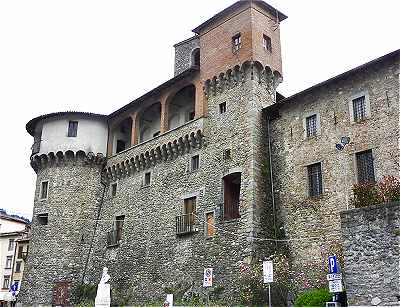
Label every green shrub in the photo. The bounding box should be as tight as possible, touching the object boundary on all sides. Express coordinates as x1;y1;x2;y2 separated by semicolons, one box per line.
295;288;331;307
352;181;383;208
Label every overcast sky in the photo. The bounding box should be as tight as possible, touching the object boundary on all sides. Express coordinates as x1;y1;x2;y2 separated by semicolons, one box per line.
0;0;399;219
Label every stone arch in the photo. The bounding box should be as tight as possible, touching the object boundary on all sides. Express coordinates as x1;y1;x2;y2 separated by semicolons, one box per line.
167;84;196;130
139;102;161;143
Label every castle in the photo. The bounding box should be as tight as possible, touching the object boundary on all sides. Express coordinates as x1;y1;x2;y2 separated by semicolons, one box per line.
21;0;399;305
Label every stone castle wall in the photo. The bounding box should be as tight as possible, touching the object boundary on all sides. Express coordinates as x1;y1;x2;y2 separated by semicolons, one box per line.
84;72;277;304
174;36;199;76
267;55;399;278
341;202;400;306
20;155;105;305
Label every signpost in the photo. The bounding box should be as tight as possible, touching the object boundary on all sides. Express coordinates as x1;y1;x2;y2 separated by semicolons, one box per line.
263;261;273;307
203;268;213;307
327;256;344;294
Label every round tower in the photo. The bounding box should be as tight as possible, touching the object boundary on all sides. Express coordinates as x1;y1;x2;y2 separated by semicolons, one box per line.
20;112;108;305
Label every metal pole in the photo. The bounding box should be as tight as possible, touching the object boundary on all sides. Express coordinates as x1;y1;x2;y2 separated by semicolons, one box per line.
343;150;349;210
268;283;271;307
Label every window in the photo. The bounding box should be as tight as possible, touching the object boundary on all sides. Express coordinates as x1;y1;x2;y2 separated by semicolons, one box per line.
190;155;200;171
17;246;23;259
232;33;241;52
223;149;232;160
111;183;117;197
219;102;227;114
263;34;272;52
40;181;48;200
37;213;49;225
67;121;78;137
307;163;323;197
15;261;22;273
8;240;14;252
116;140;126;154
115;215;125;242
206;212;215;237
144;172;151;187
352;96;367;122
5;256;12;269
356;150;375;183
223;172;241;220
306;114;318;137
3;276;10;289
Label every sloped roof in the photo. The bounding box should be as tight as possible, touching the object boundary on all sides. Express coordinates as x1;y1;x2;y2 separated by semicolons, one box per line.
192;0;287;34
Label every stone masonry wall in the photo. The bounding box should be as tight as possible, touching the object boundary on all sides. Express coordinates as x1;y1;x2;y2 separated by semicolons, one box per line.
341;202;400;306
174;36;200;76
267;55;399;282
85;73;276;304
19;159;105;305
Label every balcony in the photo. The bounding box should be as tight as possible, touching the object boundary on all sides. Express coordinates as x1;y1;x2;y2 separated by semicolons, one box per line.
176;213;196;236
106;230;120;247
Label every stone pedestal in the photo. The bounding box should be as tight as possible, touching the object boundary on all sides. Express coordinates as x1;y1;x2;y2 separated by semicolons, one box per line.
95;284;111;307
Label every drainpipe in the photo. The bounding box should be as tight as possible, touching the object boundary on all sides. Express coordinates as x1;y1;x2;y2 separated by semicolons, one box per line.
80;177;107;287
266;115;278;249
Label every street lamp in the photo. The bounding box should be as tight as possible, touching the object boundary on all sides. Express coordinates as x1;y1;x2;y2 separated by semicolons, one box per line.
336;136;350;210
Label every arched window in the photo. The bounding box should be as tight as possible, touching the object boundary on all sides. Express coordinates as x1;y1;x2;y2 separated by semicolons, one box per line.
191;48;200;67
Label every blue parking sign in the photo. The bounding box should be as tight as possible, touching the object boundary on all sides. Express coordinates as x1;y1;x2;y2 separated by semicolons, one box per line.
328;256;338;274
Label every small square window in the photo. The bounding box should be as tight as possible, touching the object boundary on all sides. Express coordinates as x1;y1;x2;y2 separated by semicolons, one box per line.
232;33;241;52
307;163;323;197
7;240;14;252
306;114;318;137
3;276;10;289
352;96;367;122
223;149;231;160
191;155;200;171
356;150;375;183
37;213;49;226
144;172;151;187
67;121;78;137
40;181;48;200
263;34;272;52
219;102;227;114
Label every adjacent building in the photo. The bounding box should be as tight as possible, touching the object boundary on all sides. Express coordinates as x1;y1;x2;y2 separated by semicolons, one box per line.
0;212;30;305
20;0;399;306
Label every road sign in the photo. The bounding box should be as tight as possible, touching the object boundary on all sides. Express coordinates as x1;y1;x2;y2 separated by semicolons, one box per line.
328;255;338;274
203;268;213;287
328;279;343;293
327;273;342;281
263;261;274;283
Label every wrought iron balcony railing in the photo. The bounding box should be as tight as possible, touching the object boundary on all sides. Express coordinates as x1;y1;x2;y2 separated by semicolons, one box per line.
176;213;196;236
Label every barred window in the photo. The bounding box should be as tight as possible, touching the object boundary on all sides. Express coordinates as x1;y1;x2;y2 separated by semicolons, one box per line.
263;34;272;52
352;96;367;121
67;121;78;137
306;114;318;137
307;163;323;197
232;34;241;52
356;150;375;183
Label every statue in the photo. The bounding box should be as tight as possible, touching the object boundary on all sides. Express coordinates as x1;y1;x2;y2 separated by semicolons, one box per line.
99;267;110;284
95;267;111;307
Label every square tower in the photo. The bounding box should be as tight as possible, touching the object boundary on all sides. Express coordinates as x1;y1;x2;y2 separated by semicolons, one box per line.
192;0;287;82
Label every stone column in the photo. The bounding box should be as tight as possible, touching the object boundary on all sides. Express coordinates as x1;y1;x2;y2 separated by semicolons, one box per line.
194;78;206;118
160;96;169;134
130;112;139;146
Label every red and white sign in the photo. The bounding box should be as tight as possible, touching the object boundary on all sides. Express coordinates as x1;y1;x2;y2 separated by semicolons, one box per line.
203;268;213;287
